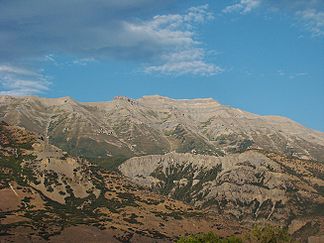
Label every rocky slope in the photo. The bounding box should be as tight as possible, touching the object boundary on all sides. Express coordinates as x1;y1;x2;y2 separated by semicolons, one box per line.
0;95;323;166
0;121;242;242
119;150;324;241
119;151;324;222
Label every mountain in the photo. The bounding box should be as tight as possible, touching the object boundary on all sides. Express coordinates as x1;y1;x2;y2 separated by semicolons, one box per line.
0;95;324;242
0;121;240;242
0;95;323;166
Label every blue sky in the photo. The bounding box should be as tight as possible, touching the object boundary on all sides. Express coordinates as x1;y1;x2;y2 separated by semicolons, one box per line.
0;0;323;131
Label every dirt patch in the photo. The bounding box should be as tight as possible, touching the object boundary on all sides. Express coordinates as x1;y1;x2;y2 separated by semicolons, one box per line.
0;188;20;211
50;225;121;243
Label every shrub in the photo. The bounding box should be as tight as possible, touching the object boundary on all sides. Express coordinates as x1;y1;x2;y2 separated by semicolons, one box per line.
177;232;242;243
177;225;297;243
243;224;296;243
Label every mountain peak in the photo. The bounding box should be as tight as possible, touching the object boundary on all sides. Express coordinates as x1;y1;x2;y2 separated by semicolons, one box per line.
139;95;220;108
141;95;218;102
32;96;78;107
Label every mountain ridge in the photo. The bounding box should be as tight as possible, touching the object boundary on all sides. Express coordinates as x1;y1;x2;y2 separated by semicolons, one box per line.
1;94;322;133
1;95;323;164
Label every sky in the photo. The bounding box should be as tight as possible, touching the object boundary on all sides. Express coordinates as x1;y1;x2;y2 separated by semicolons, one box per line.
0;0;323;131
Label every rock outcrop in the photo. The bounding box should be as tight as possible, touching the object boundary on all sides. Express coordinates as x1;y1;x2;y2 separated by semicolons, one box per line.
120;151;324;224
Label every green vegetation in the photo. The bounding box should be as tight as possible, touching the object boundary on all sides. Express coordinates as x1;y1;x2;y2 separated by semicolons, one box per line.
150;164;222;205
177;225;297;243
238;139;254;152
243;225;296;243
93;156;130;170
0;153;38;186
177;232;242;243
168;124;224;156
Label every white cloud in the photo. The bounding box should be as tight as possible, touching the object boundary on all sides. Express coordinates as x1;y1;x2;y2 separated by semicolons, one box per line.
123;5;213;49
223;0;261;14
145;60;222;76
296;9;324;36
0;65;50;96
277;69;309;80
222;1;324;38
0;65;38;76
133;5;220;76
145;49;222;76
72;57;96;66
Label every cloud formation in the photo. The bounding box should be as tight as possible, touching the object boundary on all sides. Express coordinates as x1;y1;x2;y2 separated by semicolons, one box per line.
136;5;220;75
297;9;324;36
0;1;218;81
145;49;222;76
0;65;50;96
223;0;261;14
0;0;174;61
223;0;324;37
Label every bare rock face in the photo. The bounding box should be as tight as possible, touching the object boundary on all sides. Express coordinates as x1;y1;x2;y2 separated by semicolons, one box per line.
119;151;324;224
0;95;324;164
